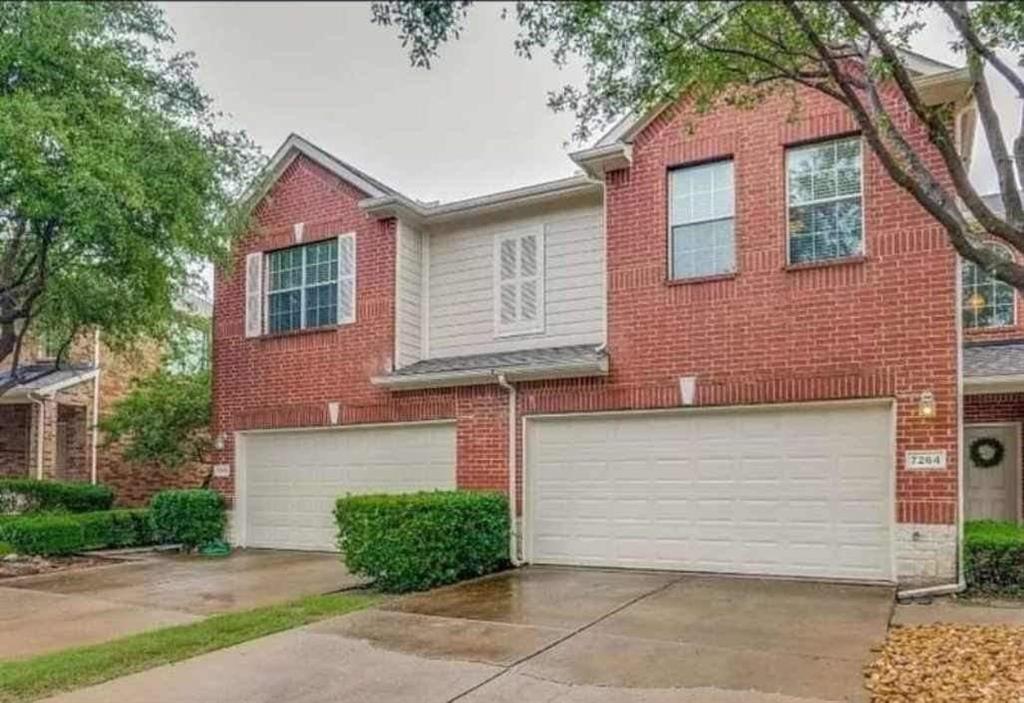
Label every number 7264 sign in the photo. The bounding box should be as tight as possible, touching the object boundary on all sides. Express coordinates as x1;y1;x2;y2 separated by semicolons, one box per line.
905;450;947;471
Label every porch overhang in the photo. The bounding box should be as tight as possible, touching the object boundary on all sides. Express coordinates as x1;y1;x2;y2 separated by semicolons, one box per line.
963;341;1024;395
372;344;609;391
0;364;97;402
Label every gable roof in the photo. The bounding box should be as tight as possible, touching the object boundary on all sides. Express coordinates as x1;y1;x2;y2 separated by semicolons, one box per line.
242;133;403;213
572;49;972;178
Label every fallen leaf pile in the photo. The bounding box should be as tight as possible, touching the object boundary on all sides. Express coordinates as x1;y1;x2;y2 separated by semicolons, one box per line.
865;623;1024;702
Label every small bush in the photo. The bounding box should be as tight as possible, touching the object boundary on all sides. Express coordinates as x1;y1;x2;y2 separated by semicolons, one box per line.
150;489;224;549
335;490;509;593
0;479;114;514
0;510;156;556
965;520;1024;595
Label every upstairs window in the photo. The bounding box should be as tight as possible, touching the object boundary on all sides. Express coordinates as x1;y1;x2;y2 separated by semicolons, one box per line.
669;159;735;279
963;245;1016;329
495;229;544;336
787;137;863;265
245;234;355;338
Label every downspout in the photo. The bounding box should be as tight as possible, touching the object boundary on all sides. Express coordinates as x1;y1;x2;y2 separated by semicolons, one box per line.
898;255;967;600
28;391;45;480
90;331;101;485
495;373;521;566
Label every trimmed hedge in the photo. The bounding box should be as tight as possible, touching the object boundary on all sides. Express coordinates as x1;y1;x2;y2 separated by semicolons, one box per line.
150;489;224;550
335;490;509;593
965;520;1024;595
0;479;114;514
0;509;156;556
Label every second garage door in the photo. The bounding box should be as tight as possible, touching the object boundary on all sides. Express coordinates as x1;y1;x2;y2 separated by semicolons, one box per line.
239;422;456;551
527;402;893;582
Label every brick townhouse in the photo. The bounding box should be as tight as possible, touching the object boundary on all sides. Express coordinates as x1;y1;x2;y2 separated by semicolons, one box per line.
211;51;995;588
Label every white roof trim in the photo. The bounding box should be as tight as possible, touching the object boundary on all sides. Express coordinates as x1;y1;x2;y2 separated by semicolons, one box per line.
590;50;965;152
963;374;1024;395
361;174;601;226
371;357;609;391
241;134;396;214
0;368;99;401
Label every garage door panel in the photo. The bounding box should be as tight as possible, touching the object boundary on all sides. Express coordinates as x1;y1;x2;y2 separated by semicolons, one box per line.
242;423;456;551
528;404;893;582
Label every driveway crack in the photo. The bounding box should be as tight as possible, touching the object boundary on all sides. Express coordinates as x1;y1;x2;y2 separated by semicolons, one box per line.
446;572;686;702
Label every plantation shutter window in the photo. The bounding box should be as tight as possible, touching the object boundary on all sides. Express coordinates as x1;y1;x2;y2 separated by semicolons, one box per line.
495;229;544;336
244;252;263;338
669;159;735;279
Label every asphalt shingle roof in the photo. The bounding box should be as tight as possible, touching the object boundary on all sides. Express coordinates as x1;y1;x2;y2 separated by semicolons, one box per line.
0;364;96;392
963;341;1024;377
390;344;606;377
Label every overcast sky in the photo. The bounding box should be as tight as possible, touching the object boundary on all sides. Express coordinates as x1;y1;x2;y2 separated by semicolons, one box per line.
163;2;1021;203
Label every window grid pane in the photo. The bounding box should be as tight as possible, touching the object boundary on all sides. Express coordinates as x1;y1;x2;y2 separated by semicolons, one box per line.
266;240;340;332
669;160;735;280
787;138;863;264
962;246;1016;329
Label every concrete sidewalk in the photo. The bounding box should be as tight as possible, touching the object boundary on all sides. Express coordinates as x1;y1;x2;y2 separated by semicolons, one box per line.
0;549;359;660
42;567;893;702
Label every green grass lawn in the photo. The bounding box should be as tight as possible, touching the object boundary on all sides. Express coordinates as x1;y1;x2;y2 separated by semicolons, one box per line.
0;591;379;703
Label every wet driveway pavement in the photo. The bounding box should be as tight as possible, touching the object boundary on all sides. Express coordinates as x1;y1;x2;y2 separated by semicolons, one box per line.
0;549;359;660
44;566;895;703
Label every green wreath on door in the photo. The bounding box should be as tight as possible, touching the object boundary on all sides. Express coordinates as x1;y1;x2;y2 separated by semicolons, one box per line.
969;436;1006;469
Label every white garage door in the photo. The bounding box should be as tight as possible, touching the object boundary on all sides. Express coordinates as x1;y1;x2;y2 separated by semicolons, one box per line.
239;422;456;551
527;402;893;582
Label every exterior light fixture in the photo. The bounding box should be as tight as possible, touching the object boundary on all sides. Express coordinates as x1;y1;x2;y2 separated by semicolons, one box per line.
918;390;936;419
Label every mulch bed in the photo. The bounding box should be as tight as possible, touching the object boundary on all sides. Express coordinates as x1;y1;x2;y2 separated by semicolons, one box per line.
865;623;1024;702
0;554;114;579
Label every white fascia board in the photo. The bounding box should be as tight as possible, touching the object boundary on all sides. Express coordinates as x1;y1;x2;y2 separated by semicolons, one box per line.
569;143;633;179
0;369;99;401
963;374;1024;395
361;175;601;225
371;358;609;391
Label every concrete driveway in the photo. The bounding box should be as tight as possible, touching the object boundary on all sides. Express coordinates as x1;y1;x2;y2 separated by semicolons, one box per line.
0;549;360;660
44;567;894;703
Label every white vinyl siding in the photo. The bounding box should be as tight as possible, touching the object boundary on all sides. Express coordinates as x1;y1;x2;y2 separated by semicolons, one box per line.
426;203;604;358
528;402;894;582
395;222;423;368
239;423;456;551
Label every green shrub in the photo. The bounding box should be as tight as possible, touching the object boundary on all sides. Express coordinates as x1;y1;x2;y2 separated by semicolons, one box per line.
335;490;509;593
150;489;224;549
0;479;114;514
965;520;1024;595
0;509;156;556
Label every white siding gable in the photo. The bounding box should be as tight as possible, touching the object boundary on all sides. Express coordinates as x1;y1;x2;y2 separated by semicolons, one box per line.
426;201;604;358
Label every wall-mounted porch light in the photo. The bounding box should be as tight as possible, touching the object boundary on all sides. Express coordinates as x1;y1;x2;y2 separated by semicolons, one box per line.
918;390;937;419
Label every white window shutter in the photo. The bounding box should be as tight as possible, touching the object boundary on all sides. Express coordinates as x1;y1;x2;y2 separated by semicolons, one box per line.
494;229;544;335
244;252;263;338
337;233;356;324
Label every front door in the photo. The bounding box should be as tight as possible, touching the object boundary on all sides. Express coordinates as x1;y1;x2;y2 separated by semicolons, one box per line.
965;424;1019;521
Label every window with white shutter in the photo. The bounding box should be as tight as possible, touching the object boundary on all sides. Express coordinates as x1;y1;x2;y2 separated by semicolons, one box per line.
494;228;544;336
251;233;356;336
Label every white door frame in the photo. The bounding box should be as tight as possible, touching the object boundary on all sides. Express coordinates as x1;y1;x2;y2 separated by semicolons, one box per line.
964;422;1023;523
522;398;897;582
233;419;456;549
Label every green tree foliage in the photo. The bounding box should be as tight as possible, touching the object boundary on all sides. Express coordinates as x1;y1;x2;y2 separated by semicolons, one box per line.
371;1;1024;288
0;2;260;392
99;313;211;469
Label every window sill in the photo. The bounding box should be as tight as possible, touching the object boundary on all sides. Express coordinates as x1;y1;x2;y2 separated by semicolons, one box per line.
783;255;867;273
258;325;341;341
666;272;737;287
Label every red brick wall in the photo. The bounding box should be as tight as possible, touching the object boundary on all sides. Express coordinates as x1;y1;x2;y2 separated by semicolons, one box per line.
0;405;30;478
964;393;1024;516
213;86;959;527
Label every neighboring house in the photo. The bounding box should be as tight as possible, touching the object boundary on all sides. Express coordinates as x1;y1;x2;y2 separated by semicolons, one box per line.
0;293;212;505
212;52;981;587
